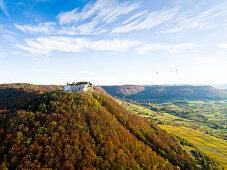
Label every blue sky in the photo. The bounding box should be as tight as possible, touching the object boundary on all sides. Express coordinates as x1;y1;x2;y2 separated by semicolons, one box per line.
0;0;227;85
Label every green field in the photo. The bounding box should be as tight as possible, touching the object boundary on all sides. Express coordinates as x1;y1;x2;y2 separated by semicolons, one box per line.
118;99;227;169
160;125;227;169
119;99;227;140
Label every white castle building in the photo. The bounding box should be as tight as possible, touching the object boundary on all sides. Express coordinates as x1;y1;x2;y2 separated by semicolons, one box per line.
65;82;93;92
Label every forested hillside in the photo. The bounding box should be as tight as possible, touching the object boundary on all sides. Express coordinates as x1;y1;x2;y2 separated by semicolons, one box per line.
0;83;63;109
101;85;145;97
0;88;218;169
102;85;227;101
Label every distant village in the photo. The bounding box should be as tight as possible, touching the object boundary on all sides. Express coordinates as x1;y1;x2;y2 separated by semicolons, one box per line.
64;82;93;92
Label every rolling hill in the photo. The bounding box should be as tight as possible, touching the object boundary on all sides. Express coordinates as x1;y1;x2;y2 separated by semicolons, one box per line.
0;83;63;109
101;85;227;101
0;83;220;169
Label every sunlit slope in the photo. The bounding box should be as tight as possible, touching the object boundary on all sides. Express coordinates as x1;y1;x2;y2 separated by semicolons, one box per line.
0;91;196;169
160;125;227;169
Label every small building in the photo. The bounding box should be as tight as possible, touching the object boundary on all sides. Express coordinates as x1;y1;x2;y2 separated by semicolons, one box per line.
65;82;93;92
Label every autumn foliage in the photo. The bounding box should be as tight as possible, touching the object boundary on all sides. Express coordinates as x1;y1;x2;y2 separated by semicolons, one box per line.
0;91;200;169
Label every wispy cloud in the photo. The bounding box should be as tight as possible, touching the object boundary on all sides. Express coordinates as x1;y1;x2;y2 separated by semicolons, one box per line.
14;0;227;36
112;8;178;33
0;0;9;17
16;37;140;55
57;0;140;25
15;22;56;34
56;0;140;35
58;20;107;35
135;43;196;54
14;0;178;35
88;39;140;51
160;4;227;33
217;43;227;49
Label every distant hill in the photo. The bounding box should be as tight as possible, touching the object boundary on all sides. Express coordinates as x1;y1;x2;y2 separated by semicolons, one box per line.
101;85;227;100
212;84;227;89
100;85;144;97
0;83;64;91
0;83;63;109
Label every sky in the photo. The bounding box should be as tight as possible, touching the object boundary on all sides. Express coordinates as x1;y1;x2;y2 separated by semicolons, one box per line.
0;0;227;85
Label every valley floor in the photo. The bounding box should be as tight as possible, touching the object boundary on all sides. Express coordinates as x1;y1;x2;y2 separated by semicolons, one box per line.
118;99;227;169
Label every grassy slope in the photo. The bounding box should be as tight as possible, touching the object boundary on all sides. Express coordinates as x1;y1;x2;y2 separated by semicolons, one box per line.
160;125;227;169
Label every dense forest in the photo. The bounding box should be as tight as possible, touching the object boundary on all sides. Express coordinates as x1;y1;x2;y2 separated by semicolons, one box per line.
0;83;63;109
0;84;222;169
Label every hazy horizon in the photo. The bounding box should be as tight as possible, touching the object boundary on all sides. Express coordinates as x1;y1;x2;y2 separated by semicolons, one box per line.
2;81;227;90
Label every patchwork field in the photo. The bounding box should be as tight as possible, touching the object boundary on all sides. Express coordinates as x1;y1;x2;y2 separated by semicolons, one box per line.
118;100;227;169
160;125;227;169
119;99;227;139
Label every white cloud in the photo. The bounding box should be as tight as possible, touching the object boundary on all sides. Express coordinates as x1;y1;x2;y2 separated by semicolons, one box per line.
16;36;140;55
0;0;9;17
7;0;227;40
89;39;140;52
160;5;227;33
57;8;77;25
2;34;16;43
57;20;107;35
217;43;227;49
135;43;196;54
14;1;178;35
14;1;226;36
57;0;140;25
112;8;178;33
56;0;140;35
122;11;145;24
14;20;107;36
15;22;56;34
16;37;87;55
